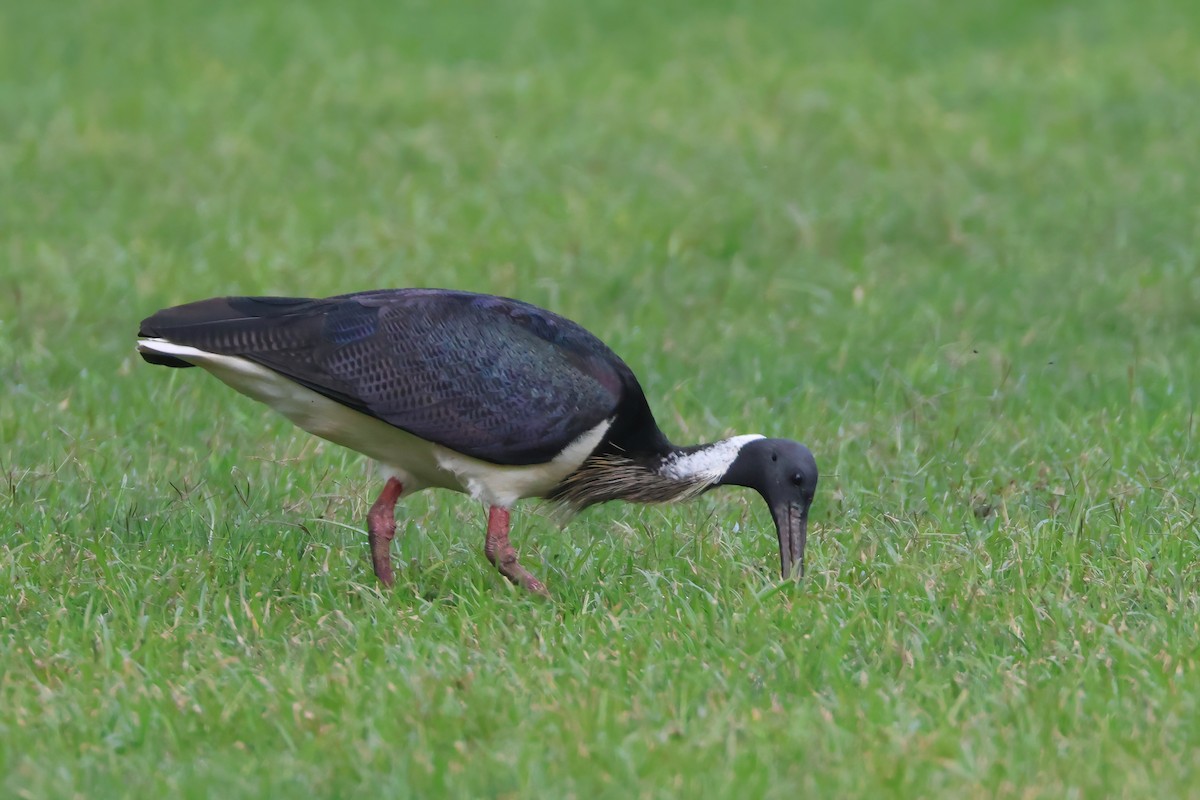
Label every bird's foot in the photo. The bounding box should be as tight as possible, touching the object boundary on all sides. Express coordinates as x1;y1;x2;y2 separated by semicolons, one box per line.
494;551;550;597
484;506;550;598
367;477;404;587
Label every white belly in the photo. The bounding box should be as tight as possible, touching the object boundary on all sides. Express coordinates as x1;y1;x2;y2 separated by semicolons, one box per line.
137;338;611;506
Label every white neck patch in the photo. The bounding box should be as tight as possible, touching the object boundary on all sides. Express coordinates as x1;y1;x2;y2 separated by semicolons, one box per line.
659;434;764;483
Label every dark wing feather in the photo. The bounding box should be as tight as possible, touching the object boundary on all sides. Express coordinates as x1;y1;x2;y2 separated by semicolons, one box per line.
139;289;648;465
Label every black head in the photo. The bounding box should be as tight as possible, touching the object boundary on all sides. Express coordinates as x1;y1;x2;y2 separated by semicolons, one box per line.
719;438;818;579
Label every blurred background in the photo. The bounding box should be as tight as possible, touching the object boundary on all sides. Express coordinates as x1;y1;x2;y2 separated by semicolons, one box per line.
5;0;1196;538
2;0;1198;796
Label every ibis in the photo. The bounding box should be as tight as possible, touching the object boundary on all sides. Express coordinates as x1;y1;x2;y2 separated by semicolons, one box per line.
137;289;818;595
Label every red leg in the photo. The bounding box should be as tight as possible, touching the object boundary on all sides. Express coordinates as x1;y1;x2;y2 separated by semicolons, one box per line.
367;477;404;586
483;506;549;597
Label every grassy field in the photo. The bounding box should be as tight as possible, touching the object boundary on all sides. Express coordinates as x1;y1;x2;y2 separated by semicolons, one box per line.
3;0;1199;796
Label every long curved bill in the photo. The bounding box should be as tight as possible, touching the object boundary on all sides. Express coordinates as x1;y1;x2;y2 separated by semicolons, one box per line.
772;501;809;580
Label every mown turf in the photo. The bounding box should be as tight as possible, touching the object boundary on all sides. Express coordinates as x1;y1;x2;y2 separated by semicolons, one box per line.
3;0;1199;797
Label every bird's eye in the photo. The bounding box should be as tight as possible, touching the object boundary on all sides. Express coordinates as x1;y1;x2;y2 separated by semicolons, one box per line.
771;453;778;462
791;472;805;487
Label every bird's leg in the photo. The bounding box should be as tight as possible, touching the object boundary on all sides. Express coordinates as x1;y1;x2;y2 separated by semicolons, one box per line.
366;477;404;587
484;506;549;597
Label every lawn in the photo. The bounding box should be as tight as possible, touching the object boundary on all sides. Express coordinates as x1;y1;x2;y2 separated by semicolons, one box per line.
3;0;1199;796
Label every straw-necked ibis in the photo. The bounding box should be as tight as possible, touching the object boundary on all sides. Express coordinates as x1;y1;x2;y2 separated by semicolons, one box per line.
137;289;818;595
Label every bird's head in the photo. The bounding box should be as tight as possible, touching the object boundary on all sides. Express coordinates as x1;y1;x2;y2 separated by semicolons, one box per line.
719;438;818;580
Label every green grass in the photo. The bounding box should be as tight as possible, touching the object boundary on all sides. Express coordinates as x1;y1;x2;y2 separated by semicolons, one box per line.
3;0;1200;796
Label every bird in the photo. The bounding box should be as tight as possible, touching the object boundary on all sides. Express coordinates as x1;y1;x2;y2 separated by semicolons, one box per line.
136;288;818;595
